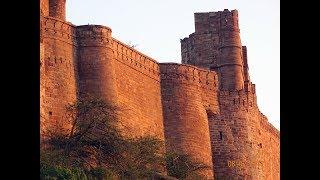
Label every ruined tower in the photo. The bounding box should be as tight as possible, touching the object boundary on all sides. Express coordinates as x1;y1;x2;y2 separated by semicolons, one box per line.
181;9;245;90
49;0;66;20
181;9;279;179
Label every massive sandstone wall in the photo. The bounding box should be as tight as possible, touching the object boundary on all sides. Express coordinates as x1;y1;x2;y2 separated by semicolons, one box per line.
216;88;279;179
40;1;279;179
190;81;279;180
111;38;165;139
160;63;219;178
181;9;280;179
213;87;260;179
250;111;280;179
40;16;78;139
40;0;166;141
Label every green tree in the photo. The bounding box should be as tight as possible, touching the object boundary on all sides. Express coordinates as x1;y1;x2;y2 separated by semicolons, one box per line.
41;94;165;179
165;152;210;179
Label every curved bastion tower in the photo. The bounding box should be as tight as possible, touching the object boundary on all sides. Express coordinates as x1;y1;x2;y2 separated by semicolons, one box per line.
40;1;279;179
181;9;279;179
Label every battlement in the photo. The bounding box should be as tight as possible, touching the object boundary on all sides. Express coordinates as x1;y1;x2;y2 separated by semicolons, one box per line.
76;25;112;34
112;38;158;65
194;9;239;34
194;9;238;21
76;25;112;47
260;115;280;138
112;38;160;81
219;85;257;110
159;63;218;88
180;32;196;45
41;16;76;45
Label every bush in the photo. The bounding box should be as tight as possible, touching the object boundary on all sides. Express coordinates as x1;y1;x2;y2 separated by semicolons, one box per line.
41;95;165;179
86;167;115;180
40;165;87;180
41;95;208;179
165;152;209;179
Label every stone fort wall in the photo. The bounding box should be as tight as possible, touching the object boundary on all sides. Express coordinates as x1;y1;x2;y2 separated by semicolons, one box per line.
40;1;279;179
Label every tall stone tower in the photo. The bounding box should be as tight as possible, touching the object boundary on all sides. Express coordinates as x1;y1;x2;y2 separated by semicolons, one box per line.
181;9;246;90
49;0;66;20
76;25;118;105
181;9;279;179
40;0;78;140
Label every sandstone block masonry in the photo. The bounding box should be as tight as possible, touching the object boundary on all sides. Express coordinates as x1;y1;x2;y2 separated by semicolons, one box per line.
40;1;279;179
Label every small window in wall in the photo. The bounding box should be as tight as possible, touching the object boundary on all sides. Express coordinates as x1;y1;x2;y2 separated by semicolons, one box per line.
49;111;53;116
219;131;223;140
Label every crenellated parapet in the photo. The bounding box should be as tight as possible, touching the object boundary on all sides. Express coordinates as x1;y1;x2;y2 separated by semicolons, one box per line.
219;9;240;32
219;83;257;111
112;38;160;81
76;25;112;47
194;9;239;34
160;63;218;89
259;114;280;139
41;16;77;46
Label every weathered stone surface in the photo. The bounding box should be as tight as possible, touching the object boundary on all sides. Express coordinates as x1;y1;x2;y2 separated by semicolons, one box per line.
181;9;279;180
40;1;279;179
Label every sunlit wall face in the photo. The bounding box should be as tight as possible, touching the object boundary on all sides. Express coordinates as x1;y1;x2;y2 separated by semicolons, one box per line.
66;0;280;130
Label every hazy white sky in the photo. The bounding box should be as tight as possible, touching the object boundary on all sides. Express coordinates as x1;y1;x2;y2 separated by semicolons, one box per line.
66;0;280;130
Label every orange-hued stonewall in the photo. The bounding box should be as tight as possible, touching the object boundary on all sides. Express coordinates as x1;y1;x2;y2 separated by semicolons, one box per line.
40;15;78;139
40;0;49;16
160;63;214;178
40;0;279;179
76;25;117;104
49;0;66;20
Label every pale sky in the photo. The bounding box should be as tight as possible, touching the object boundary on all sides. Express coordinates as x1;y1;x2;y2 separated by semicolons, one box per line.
66;0;280;130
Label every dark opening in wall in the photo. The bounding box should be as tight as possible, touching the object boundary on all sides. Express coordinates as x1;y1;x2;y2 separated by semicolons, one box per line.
258;143;262;148
49;111;53;116
206;109;216;119
219;131;223;140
